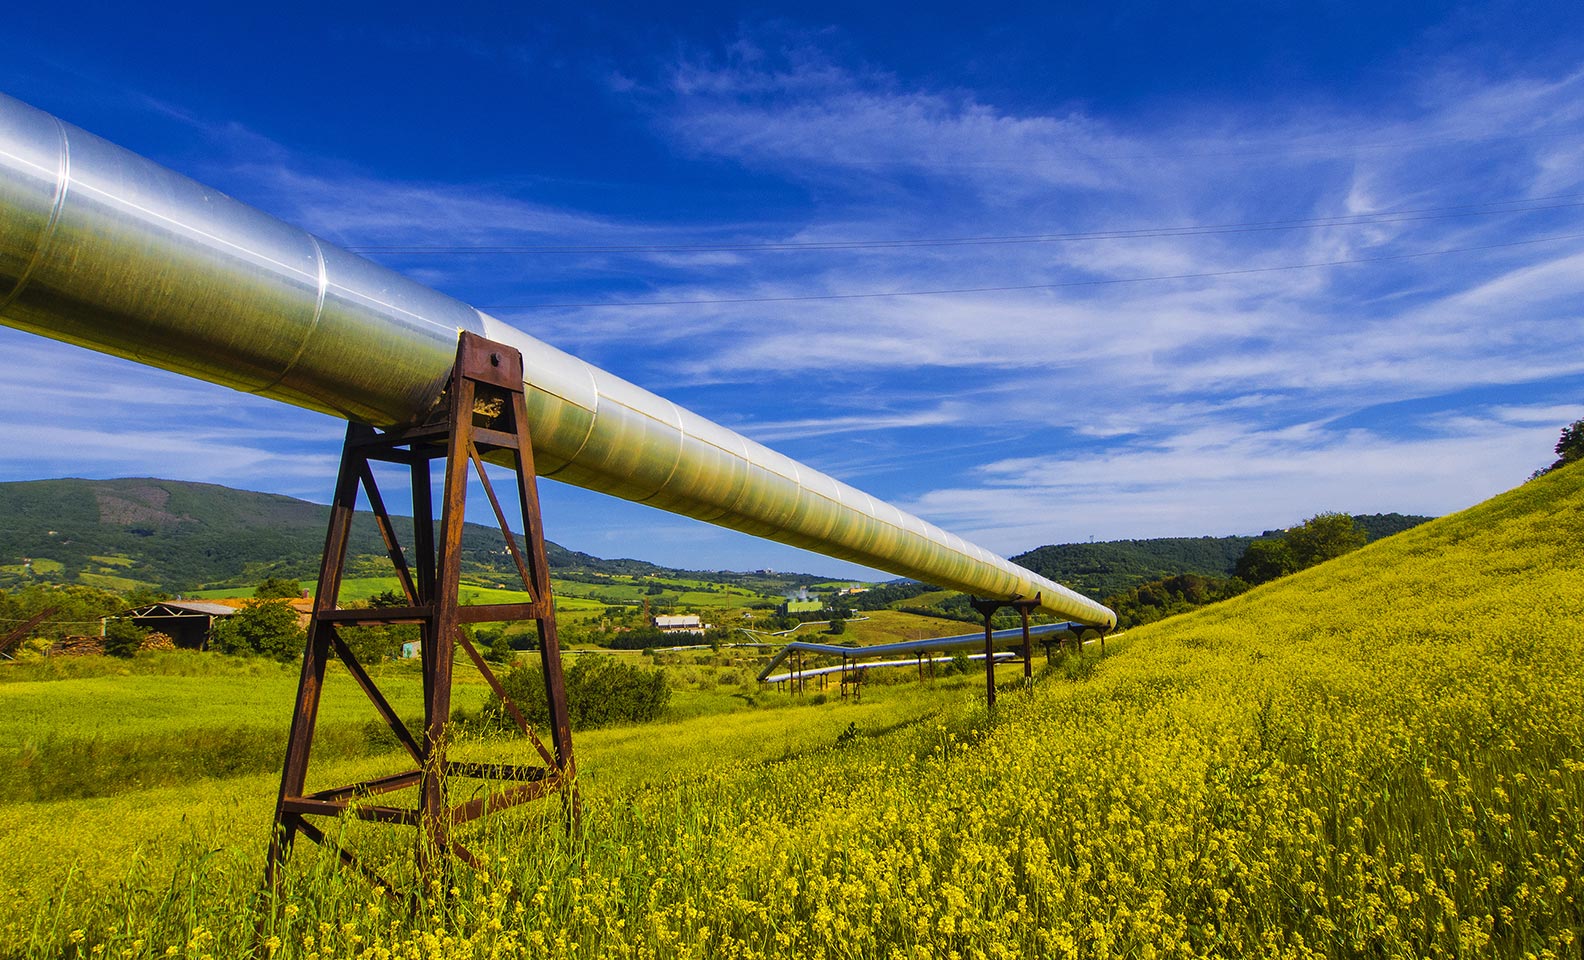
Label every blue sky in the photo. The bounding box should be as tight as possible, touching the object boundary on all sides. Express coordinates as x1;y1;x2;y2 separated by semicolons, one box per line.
2;3;1583;578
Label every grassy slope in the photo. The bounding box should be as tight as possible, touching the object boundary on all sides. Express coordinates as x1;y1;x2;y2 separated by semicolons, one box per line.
3;467;1581;958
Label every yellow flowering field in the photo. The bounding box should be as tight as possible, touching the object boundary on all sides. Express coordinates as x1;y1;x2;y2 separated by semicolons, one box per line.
5;463;1583;959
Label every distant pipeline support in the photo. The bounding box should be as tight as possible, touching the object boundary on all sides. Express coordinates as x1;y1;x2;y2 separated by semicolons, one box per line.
0;92;1115;628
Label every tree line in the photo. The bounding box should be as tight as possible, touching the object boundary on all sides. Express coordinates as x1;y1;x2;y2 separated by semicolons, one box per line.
1104;512;1369;629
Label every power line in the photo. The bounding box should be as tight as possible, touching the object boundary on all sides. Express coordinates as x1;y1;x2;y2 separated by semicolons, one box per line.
482;231;1584;309
344;194;1584;256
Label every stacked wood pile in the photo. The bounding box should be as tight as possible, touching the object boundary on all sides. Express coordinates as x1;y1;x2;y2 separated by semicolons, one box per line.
138;631;176;652
49;636;104;656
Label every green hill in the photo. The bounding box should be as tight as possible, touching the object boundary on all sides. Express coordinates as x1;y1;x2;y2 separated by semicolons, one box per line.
0;477;826;595
1;477;1433;606
1010;536;1255;599
1010;513;1431;598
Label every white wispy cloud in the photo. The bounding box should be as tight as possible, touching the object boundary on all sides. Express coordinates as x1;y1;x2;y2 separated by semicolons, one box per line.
896;403;1580;552
5;28;1583;572
731;402;968;442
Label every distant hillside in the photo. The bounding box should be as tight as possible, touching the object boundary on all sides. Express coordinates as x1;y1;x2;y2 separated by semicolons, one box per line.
1011;514;1432;599
0;478;1437;601
0;478;826;594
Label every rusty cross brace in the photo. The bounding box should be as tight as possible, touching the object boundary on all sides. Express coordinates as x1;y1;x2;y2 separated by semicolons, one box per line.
0;605;58;659
267;332;576;893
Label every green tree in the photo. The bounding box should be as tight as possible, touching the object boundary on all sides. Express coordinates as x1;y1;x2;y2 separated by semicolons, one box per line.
1235;538;1296;585
827;616;847;635
477;625;514;664
340;589;411;664
1234;513;1366;586
1284;512;1367;568
101;618;148;658
121;586;171;609
604;625;669;650
1543;418;1584;475
1103;573;1251;629
254;577;304;600
0;583;125;643
210;599;304;660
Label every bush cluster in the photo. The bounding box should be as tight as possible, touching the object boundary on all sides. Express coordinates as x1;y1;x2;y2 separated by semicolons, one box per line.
470;655;670;732
208;600;303;661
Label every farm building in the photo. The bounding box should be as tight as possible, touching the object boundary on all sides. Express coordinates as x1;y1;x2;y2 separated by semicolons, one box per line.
125;600;235;650
653;614;705;635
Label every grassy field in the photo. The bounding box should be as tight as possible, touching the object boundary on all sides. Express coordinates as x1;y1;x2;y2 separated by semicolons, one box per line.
3;464;1583;958
188;575;759;615
774;608;973;645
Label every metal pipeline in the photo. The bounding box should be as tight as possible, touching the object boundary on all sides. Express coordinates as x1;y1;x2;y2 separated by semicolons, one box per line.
755;621;1097;682
0;92;1115;628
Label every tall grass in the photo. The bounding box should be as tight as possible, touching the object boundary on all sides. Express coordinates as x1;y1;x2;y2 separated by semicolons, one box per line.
4;465;1583;958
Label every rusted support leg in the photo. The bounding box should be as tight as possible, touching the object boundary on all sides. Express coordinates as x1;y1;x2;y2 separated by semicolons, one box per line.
1015;598;1038;691
504;379;575;800
970;598;1004;709
268;423;365;888
420;372;478;876
267;623;331;886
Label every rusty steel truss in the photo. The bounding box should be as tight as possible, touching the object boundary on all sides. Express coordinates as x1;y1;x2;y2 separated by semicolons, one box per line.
0;606;59;659
267;333;574;889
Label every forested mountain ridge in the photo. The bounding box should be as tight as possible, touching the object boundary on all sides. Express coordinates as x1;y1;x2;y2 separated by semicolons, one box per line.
0;477;1433;603
1010;514;1432;600
0;478;698;593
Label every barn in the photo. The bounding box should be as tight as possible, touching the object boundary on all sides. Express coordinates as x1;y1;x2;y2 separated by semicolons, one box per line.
126;600;236;650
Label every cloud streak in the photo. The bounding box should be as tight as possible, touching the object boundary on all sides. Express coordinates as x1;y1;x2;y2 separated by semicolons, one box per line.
3;24;1582;573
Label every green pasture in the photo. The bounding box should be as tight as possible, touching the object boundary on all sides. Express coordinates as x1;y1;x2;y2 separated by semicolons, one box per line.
0;558;63;576
75;571;146;592
188;574;762;612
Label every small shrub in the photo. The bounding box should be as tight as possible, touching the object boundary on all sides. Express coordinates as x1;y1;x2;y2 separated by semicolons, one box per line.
101;619;147;658
471;655;670;732
361;716;424;753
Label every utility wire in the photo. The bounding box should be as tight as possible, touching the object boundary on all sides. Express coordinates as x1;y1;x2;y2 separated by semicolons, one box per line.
345;194;1584;255
483;231;1584;309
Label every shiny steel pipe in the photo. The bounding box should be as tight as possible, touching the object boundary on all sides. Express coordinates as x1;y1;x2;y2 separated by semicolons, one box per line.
0;92;1114;627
